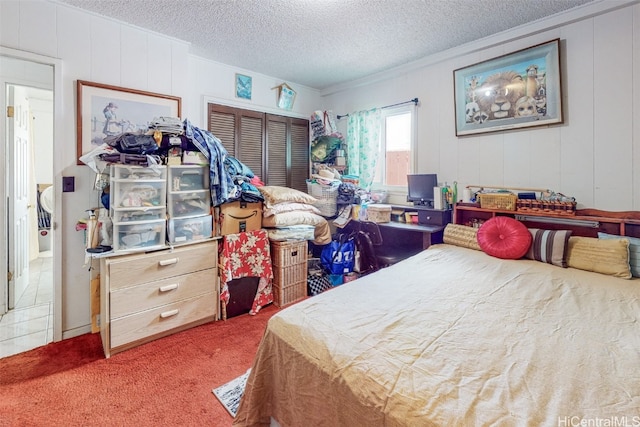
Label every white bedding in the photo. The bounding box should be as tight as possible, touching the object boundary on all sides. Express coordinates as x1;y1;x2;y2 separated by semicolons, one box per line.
235;244;640;426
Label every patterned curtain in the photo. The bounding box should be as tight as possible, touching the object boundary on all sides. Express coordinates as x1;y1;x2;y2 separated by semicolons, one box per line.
346;109;381;190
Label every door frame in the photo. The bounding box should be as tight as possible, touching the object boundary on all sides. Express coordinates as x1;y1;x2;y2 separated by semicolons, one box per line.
1;46;63;342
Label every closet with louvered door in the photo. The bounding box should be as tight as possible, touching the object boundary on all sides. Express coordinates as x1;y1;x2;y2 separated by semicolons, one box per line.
266;115;287;187
208;104;265;180
265;114;310;192
207;103;309;191
289;117;310;192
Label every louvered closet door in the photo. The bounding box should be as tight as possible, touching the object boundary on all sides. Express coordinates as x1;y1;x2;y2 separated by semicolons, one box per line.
266;115;310;191
239;113;264;180
266;115;287;187
208;104;237;157
208;104;309;190
289;118;310;192
208;104;265;180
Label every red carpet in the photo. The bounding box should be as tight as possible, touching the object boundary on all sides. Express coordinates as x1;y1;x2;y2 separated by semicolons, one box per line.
0;304;279;426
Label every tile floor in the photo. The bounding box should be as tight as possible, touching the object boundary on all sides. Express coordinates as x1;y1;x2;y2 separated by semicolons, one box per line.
0;251;54;358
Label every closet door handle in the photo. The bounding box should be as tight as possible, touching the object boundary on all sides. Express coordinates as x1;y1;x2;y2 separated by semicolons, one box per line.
159;283;179;292
160;309;179;319
159;258;178;266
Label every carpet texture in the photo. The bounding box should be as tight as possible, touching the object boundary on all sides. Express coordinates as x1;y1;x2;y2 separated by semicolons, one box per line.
0;304;279;426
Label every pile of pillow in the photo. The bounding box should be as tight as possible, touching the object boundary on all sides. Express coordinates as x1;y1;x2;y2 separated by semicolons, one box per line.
257;186;332;245
443;217;639;279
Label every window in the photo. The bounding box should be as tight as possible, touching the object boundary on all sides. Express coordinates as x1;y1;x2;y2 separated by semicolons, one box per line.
372;105;415;189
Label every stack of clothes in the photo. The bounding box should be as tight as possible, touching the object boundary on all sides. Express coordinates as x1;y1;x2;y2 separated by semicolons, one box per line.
182;119;263;206
149;116;183;134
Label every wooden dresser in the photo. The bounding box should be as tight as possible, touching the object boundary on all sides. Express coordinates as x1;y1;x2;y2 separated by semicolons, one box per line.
99;239;219;358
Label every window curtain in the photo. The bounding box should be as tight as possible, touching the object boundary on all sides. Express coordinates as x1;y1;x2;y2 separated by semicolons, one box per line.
346;109;381;190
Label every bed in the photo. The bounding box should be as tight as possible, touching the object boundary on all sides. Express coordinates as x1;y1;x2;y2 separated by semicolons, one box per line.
234;220;640;426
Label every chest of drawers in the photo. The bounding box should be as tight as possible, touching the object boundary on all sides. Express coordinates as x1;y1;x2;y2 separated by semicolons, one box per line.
100;240;218;357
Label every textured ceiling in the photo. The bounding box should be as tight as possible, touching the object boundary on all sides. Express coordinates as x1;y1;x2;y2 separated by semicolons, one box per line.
57;0;598;90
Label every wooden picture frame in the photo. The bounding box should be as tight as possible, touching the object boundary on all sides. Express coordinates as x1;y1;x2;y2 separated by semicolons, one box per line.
76;80;181;164
453;39;563;136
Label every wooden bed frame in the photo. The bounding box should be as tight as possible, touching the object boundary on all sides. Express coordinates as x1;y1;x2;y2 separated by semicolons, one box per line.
454;205;640;238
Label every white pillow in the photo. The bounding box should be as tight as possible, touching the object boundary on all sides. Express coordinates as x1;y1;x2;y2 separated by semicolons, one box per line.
261;211;327;227
258;186;317;208
263;202;321;217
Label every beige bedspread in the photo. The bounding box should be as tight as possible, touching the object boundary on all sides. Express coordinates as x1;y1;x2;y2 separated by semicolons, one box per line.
234;244;640;426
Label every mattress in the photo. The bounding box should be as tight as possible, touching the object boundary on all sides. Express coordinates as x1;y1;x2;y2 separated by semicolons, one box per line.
234;244;640;426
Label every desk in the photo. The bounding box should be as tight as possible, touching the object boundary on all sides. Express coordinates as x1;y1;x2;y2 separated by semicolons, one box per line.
376;221;446;250
345;219;446;253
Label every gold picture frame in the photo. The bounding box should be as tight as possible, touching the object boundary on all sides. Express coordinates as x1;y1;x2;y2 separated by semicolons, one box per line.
76;80;181;164
453;39;563;136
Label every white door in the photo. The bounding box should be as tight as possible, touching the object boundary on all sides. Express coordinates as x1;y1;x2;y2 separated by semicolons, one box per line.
7;84;31;309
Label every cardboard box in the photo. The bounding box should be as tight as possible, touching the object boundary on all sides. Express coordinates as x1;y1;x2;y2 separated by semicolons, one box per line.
182;150;208;165
219;201;262;235
367;204;391;223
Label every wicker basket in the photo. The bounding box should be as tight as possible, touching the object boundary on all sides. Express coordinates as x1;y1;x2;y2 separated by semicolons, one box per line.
478;192;517;211
271;240;308;267
306;180;338;217
273;280;307;307
270;240;308;306
273;262;307;287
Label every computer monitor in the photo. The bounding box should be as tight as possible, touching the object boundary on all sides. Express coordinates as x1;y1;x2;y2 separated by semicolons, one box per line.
407;174;438;207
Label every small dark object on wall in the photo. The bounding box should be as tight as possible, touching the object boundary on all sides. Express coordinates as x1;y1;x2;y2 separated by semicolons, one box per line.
63;176;75;192
518;192;536;199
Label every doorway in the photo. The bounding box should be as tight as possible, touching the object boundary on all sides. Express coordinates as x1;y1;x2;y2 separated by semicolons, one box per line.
0;55;55;358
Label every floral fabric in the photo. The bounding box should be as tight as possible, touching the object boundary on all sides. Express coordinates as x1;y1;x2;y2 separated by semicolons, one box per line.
346;109;381;190
219;229;273;317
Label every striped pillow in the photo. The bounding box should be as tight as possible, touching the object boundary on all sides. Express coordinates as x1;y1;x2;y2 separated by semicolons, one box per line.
525;228;572;267
598;232;640;278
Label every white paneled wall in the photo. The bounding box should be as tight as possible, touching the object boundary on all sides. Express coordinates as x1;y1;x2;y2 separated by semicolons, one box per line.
593;9;634;209
0;0;636;340
634;4;640;209
187;56;321;125
0;0;320;339
560;19;594;208
324;2;640;211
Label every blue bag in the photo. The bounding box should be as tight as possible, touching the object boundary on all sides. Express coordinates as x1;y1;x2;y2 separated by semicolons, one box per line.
321;234;356;275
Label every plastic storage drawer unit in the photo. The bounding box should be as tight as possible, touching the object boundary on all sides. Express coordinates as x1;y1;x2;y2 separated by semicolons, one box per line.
168;215;213;244
113;220;166;252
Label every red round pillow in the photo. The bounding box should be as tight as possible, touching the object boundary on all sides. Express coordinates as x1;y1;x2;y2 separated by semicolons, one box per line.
476;216;532;259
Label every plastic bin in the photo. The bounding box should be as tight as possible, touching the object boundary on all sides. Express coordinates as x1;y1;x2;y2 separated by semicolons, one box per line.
167;215;213;244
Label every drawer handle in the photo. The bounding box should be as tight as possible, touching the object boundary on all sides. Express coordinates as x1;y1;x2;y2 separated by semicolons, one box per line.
159;258;179;266
159;283;179;292
160;309;179;319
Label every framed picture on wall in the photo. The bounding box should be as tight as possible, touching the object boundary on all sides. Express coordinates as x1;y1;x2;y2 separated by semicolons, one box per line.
235;74;252;100
76;80;181;164
453;39;563;136
276;83;296;110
